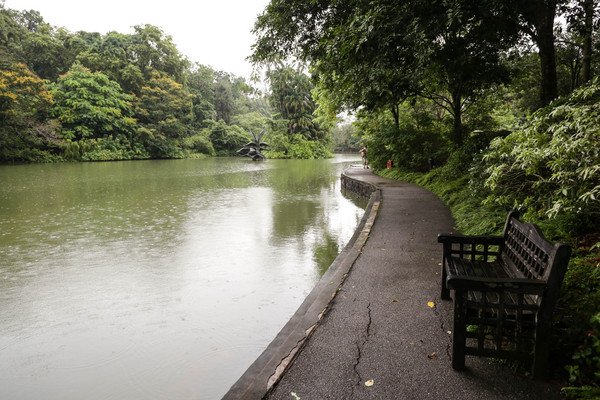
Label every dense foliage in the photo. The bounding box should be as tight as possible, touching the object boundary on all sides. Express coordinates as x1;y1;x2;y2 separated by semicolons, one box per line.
51;63;136;141
483;78;600;233
0;5;333;163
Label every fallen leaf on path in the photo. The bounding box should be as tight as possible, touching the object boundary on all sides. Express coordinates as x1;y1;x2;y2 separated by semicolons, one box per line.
365;379;374;387
427;301;435;308
392;299;399;302
291;392;301;400
428;352;436;359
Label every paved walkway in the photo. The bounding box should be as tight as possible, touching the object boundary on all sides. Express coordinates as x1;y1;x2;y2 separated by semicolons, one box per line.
225;166;562;400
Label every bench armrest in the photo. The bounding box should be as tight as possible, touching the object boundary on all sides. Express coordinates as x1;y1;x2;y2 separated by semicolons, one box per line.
447;275;546;295
438;234;504;246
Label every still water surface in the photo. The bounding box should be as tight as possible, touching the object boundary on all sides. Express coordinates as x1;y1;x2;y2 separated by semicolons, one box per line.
0;155;365;399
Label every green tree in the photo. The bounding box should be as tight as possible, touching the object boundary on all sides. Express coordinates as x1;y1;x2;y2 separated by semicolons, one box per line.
16;19;78;81
185;63;216;127
561;0;599;85
130;24;189;86
133;71;193;157
51;63;136;141
330;122;360;152
214;75;234;123
265;63;326;141
75;25;189;95
76;31;145;94
502;0;563;106
0;7;28;61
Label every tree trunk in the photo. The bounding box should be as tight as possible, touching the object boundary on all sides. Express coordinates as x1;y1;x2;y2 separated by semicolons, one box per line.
581;0;593;84
451;91;463;145
535;3;558;105
538;35;558;105
391;103;400;128
518;0;559;106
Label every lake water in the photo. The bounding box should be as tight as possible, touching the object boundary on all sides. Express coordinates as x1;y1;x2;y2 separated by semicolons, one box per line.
0;155;365;400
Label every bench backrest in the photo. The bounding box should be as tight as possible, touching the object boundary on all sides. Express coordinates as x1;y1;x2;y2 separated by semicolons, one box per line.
501;211;553;281
500;211;571;311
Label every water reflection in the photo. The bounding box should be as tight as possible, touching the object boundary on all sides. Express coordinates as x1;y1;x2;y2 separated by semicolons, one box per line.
0;155;364;400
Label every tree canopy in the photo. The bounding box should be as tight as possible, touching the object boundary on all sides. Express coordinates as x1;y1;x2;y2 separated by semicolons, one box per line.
252;0;599;144
51;63;136;141
252;0;519;144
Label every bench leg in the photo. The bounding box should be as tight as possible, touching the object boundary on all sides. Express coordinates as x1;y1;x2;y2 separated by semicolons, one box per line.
532;321;551;379
452;290;467;370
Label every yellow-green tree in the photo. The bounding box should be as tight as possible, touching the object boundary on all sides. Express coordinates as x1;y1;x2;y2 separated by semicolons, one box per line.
0;61;57;162
134;72;193;157
0;61;53;124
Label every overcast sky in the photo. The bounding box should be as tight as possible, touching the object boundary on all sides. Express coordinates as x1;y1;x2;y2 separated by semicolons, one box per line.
5;0;271;80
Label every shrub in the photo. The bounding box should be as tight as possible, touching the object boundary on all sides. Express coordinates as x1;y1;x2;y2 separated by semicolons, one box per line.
206;120;248;156
74;135;149;161
181;133;215;156
482;78;600;235
354;104;448;171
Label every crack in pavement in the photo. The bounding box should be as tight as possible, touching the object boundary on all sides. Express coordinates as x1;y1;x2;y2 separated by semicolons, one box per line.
351;302;373;396
430;302;453;361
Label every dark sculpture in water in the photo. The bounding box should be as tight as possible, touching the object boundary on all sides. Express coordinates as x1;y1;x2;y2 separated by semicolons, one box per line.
237;128;269;161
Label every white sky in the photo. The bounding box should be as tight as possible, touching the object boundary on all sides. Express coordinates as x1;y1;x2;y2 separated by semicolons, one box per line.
4;0;271;80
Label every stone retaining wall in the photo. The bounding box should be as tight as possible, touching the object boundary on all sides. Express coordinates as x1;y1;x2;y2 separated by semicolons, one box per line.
341;170;376;198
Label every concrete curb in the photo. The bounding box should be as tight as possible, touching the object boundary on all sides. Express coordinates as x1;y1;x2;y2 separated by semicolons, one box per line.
222;169;380;400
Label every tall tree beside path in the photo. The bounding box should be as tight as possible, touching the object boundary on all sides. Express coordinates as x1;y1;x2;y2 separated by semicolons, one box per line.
504;0;563;106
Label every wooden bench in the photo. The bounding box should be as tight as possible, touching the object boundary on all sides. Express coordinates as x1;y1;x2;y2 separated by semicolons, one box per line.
438;211;571;378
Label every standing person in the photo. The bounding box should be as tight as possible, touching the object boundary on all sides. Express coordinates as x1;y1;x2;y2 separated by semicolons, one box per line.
361;145;369;168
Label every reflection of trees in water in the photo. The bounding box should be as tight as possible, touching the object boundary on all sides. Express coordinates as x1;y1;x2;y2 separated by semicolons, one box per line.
271;198;320;240
268;159;341;242
265;159;335;196
267;161;366;277
341;187;370;209
270;197;344;278
313;233;340;276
